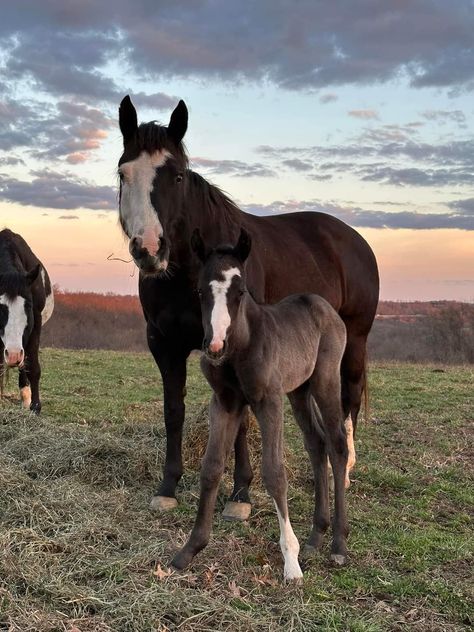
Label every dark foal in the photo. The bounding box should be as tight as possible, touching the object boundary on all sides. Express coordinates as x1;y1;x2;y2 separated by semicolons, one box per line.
172;229;348;581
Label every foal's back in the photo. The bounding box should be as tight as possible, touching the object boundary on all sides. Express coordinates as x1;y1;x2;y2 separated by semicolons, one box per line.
247;293;346;395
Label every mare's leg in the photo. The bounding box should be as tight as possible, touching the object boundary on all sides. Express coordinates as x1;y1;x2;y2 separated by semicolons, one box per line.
172;393;246;569
223;406;253;521
25;323;41;414
147;324;188;510
253;396;303;581
288;386;330;552
18;368;31;409
311;357;349;565
340;330;369;486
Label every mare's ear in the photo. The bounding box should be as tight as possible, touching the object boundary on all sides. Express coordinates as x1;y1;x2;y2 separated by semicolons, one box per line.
26;264;41;285
168;100;188;145
234;228;252;262
119;95;138;145
191;228;207;262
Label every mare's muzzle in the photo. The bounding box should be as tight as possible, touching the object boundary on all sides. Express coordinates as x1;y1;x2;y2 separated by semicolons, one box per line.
129;236;169;274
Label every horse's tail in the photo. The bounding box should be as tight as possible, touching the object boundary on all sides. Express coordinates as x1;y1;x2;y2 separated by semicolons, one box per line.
362;350;370;422
309;396;326;440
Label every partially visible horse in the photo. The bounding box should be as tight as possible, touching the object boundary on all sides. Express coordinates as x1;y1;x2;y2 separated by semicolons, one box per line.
172;229;348;580
0;229;54;413
117;96;379;516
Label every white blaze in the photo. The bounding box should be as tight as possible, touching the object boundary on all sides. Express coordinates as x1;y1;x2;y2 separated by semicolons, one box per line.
119;149;171;252
209;267;240;350
40;269;54;325
274;501;303;581
0;294;27;352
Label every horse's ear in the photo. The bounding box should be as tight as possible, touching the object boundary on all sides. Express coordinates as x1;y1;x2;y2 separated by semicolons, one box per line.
234;228;252;262
168;100;188;145
119;95;138;144
191;228;206;262
26;264;41;285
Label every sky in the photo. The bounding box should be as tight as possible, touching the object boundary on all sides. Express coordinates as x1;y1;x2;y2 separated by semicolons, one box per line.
0;0;473;301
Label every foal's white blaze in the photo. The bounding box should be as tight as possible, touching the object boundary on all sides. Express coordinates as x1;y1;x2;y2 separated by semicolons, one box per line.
274;500;303;581
41;269;54;324
209;267;241;352
0;294;27;366
119;149;171;255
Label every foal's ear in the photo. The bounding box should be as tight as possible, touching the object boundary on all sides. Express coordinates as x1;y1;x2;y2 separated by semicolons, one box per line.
25;264;41;285
234;228;252;262
168;100;188;145
119;95;138;145
191;228;207;262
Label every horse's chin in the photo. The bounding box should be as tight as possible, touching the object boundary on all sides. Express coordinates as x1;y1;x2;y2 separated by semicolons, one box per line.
135;257;168;276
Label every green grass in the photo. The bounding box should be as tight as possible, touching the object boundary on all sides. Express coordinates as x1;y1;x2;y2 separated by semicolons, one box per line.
0;350;472;631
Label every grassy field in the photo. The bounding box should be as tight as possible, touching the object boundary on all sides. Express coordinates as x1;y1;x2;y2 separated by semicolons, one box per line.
0;349;472;631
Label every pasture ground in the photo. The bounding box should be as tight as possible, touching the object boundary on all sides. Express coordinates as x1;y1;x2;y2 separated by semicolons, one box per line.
0;349;472;631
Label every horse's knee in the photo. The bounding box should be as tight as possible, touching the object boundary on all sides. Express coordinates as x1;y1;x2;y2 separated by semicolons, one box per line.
201;456;225;489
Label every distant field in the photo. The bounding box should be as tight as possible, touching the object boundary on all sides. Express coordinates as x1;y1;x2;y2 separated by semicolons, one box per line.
0;350;472;631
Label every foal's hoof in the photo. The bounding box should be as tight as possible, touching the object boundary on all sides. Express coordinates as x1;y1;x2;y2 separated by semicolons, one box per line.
330;553;347;566
149;495;178;512
222;501;251;522
171;547;194;571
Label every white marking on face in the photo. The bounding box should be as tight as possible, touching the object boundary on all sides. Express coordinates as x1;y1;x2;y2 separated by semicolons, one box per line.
274;501;303;581
0;294;27;359
209;267;241;352
40;269;54;325
119;149;171;253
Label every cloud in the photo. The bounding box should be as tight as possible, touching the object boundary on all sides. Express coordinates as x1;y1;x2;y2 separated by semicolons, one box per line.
191;157;276;178
282;158;313;172
0;1;473;96
447;198;474;214
319;93;338;104
348;109;379;120
243;199;474;230
58;215;79;220
0;169;116;210
421;109;466;125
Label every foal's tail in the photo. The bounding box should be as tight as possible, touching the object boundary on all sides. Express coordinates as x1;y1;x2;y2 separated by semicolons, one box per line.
309;396;326;440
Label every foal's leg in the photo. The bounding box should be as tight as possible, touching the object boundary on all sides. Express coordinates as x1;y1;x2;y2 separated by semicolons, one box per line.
253;396;303;581
172;394;245;569
288;387;330;552
311;371;349;565
148;326;188;510
223;406;253;521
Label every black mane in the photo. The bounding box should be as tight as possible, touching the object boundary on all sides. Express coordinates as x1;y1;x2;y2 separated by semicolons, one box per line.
136;122;188;167
186;170;242;227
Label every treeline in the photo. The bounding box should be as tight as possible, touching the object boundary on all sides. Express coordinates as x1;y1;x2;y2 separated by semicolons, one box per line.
41;290;474;364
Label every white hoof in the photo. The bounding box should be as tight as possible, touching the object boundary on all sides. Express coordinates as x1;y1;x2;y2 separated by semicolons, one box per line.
222;501;251;521
330;553;347;566
20;386;32;409
149;495;178;511
284;563;304;583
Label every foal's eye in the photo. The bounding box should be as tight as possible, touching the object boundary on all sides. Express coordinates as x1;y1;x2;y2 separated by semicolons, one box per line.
175;173;183;183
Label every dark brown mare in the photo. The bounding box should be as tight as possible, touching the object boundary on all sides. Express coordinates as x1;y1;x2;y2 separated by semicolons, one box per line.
117;96;379;516
172;229;348;581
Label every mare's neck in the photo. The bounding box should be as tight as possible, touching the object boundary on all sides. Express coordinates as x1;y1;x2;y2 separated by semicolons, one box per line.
176;171;243;261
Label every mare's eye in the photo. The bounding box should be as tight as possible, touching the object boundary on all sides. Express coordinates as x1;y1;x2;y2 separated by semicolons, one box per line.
175;173;183;183
197;288;202;298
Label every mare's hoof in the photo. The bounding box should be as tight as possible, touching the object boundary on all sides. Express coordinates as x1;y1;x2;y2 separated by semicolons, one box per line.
149;495;178;511
330;553;347;566
222;501;251;522
171;548;193;571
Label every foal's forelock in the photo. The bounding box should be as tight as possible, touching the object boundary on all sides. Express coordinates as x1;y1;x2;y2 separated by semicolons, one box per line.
119;149;171;252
